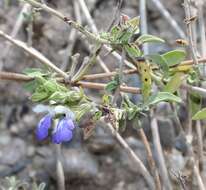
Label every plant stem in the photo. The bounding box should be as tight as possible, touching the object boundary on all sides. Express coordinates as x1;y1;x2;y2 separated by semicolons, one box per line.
100;118;155;189
138;128;161;190
23;0;111;44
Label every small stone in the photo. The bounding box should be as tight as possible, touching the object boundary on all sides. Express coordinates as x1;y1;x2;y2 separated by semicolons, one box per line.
46;148;98;180
0;138;26;165
87;125;116;154
27;146;36;157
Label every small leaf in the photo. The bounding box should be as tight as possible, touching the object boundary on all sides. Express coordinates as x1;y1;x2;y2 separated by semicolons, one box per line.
136;34;165;45
126;16;140;29
187;70;199;84
102;94;112;105
23;80;37;93
48;91;66;102
31;91;49;102
105;75;120;93
119;30;133;43
146;92;182;106
65;90;83;103
132;116;142;130
23;68;45;77
192;108;206;120
163;72;184;93
43;80;58;93
124;44;141;57
148;54;169;75
162;50;186;66
189;93;202;117
111;26;121;41
105;80;119;93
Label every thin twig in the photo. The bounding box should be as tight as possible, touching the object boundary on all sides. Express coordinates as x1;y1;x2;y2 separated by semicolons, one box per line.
55;144;65;190
181;84;206;98
196;0;205;173
0;71;141;94
0;30;68;78
100;118;155;190
187;142;206;190
138;128;161;190
149;0;186;39
77;0;111;73
151;111;172;190
140;0;149;54
183;0;198;65
78;0;97;33
77;0;135;71
197;0;206;76
22;0;111;44
107;0;123;31
61;1;81;71
196;120;204;171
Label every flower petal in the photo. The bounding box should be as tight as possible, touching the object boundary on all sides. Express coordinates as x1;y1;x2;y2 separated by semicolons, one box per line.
52;128;73;144
36;114;52;141
52;117;75;144
54;117;75;131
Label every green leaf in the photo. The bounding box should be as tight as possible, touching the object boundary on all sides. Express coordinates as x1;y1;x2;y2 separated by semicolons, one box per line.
110;26;121;41
163;72;183;93
148;54;169;75
43;80;58;93
48;91;66;102
23;80;37;93
136;34;165;45
105;75;120;93
189;93;202;117
146;92;182;106
102;94;112;105
23;68;45;77
187;70;199;84
192;108;206;120
132;116;142;130
119;30;133;43
124;44;141;57
162;50;186;66
105;80;119;93
31;91;49;102
126;16;140;29
65;90;83;103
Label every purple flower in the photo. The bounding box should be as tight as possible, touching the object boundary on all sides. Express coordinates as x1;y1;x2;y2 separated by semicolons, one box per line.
36;114;52;141
52;117;75;144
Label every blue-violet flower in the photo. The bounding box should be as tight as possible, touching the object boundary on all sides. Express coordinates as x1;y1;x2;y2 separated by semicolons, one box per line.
52;117;75;144
36;114;52;141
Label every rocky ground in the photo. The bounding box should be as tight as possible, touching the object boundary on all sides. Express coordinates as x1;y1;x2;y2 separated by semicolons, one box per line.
0;0;205;189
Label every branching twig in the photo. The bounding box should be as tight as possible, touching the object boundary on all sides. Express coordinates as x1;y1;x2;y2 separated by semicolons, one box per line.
0;71;141;94
77;0;111;73
22;0;111;44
